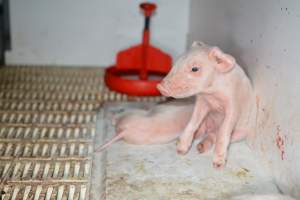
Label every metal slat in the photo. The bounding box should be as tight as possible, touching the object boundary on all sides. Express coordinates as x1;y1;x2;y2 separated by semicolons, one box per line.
0;66;166;200
0;67;102;200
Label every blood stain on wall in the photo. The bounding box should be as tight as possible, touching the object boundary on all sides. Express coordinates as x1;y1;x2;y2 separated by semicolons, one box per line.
275;125;286;160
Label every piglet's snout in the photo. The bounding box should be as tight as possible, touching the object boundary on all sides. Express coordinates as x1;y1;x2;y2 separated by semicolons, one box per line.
157;82;171;96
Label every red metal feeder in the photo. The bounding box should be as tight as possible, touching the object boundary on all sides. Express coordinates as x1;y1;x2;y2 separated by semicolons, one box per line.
105;2;172;96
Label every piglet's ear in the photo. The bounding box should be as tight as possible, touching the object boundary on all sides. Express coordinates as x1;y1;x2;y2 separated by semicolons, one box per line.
208;47;236;73
191;41;205;48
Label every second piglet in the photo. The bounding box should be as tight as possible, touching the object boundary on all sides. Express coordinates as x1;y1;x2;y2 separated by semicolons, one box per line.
157;41;256;169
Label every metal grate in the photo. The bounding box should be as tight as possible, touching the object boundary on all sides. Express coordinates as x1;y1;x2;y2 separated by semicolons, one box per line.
0;66;166;200
0;66;102;200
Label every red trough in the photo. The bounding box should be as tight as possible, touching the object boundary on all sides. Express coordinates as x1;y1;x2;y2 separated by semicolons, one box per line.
105;2;172;96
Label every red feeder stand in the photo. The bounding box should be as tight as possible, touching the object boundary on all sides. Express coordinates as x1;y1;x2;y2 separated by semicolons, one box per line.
105;2;172;96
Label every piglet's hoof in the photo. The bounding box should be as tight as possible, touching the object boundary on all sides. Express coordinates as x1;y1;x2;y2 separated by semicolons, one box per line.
177;148;188;155
197;143;206;153
212;156;227;169
176;140;189;155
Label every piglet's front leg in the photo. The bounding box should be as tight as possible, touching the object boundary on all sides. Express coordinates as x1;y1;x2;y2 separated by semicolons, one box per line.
213;108;237;169
177;97;209;155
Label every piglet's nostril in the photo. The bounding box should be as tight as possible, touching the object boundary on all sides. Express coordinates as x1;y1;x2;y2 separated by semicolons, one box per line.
161;79;168;85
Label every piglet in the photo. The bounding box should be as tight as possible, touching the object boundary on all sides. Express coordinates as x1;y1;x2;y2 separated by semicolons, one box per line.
94;99;194;152
157;41;256;169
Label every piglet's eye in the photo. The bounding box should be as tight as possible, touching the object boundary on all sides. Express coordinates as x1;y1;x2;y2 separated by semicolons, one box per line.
191;67;200;72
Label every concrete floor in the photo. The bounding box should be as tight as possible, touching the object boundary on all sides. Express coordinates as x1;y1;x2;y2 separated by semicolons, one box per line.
93;102;282;200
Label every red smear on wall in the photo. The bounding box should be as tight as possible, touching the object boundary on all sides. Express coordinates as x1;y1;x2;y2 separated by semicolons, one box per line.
275;125;285;160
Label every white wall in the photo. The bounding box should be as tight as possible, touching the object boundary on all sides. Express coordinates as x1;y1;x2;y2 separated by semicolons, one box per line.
189;0;300;198
6;0;190;66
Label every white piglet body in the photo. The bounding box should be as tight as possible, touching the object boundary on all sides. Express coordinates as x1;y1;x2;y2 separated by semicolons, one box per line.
157;41;256;168
95;99;194;152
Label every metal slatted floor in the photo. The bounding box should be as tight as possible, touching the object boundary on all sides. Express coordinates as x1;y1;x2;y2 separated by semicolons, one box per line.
0;66;164;200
